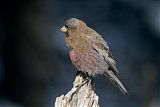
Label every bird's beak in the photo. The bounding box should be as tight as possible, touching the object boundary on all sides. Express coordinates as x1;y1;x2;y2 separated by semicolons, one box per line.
60;26;68;32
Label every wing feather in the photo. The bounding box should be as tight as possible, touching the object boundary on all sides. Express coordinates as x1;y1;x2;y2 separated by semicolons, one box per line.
85;27;117;73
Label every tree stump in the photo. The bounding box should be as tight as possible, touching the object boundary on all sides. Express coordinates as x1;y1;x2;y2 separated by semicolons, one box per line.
54;71;100;107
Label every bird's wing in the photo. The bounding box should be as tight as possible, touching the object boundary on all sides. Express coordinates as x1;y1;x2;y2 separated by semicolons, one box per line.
85;27;114;58
90;39;128;94
92;44;119;75
85;27;117;73
85;27;128;94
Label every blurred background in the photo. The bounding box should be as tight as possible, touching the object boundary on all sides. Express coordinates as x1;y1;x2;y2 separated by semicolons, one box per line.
0;0;160;107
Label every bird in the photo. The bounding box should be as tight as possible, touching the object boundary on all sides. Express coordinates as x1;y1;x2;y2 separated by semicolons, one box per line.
60;18;127;94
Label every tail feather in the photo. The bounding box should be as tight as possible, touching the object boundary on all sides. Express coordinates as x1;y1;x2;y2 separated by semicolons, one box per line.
105;70;128;94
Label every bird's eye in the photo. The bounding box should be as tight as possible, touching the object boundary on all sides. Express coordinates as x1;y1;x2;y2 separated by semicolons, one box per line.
67;26;71;29
64;24;71;30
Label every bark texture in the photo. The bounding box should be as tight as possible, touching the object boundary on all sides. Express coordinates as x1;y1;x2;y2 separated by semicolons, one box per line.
55;71;100;107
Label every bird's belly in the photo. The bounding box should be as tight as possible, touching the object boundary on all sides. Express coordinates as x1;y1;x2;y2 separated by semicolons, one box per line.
70;49;108;76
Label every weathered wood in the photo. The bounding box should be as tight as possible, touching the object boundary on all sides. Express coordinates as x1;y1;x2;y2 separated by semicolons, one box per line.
55;71;100;107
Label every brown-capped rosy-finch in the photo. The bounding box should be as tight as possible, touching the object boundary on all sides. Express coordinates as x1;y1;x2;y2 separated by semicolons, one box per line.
60;18;127;94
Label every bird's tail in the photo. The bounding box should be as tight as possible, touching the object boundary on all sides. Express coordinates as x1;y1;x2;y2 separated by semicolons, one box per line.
104;70;128;94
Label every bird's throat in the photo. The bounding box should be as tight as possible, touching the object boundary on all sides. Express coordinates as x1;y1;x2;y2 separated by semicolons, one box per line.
65;34;91;51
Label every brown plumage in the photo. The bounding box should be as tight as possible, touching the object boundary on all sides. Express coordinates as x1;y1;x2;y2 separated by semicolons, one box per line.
60;18;127;94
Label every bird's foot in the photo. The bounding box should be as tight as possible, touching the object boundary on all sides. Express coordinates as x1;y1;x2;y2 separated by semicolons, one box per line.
75;71;93;88
81;76;93;87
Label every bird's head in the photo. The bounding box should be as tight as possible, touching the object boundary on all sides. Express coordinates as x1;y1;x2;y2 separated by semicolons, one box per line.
60;18;87;36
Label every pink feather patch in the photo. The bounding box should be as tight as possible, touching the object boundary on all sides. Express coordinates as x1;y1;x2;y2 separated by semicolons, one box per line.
69;50;77;62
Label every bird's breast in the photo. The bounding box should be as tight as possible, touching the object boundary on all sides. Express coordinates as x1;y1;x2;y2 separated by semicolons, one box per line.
69;50;77;63
69;48;108;76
